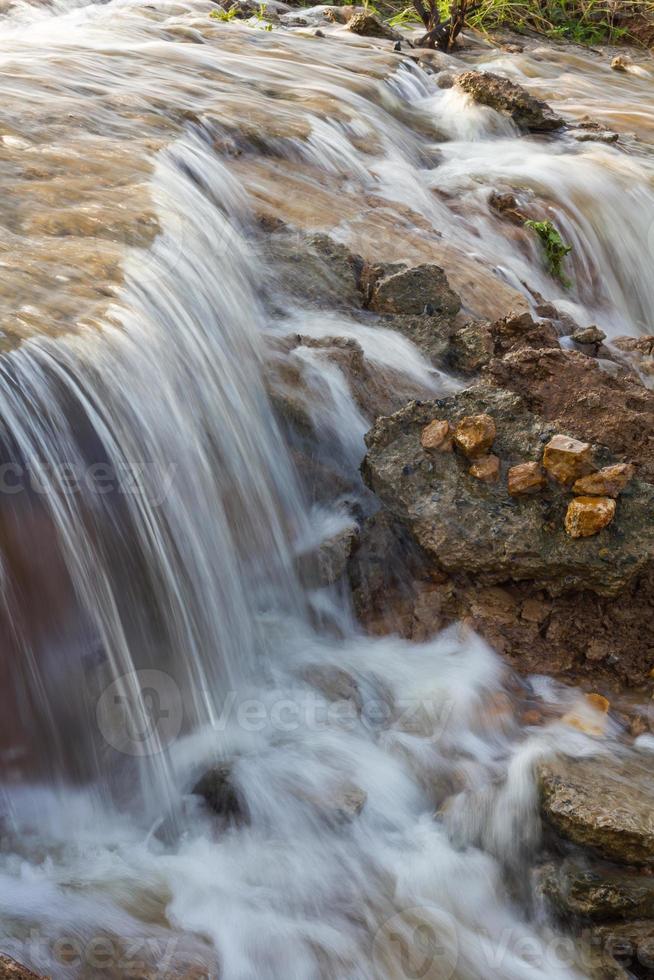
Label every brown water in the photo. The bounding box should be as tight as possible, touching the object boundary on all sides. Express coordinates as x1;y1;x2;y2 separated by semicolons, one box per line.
0;2;653;977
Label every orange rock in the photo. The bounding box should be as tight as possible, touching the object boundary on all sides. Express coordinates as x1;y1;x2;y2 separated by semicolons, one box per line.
469;454;500;482
562;691;610;736
453;414;496;458
572;462;635;498
508;461;546;496
543;434;594;485
420;419;452;452
565;496;616;538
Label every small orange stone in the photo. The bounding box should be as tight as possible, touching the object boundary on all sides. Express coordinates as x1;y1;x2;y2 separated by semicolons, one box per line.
453;414;496;458
573;462;635;498
420;419;452;452
565;496;616;538
508;461;546;496
543;433;594;485
469;454;500;482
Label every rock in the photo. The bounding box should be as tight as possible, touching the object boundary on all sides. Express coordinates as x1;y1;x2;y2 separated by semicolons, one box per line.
266;231;364;310
573;326;607;346
448;311;558;376
570;128;619;144
508;461;546;496
436;71;456;89
367;263;461;317
543;434;594;486
487;346;654;483
453;413;496;458
380;311;458;368
192;763;247;822
346;11;399;39
0;958;45;980
592;920;654;975
361;387;654;596
489;191;529;225
565;497;616;538
300;782;367;824
301;664;363;712
538;754;654;865
319;523;360;584
573;464;635;499
611;55;632;72
539;858;654;921
469;454;500;482
455;70;564;132
420;419;452;452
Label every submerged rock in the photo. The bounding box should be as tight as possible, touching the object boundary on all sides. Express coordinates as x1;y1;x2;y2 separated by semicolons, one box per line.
298;522;360;587
455;70;564;132
192;763;247;822
538;755;654;865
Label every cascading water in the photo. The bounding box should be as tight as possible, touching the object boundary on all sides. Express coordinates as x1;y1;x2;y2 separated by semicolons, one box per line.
0;0;653;975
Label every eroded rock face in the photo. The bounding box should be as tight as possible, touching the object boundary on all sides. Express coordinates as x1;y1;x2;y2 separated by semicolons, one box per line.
455;70;564;132
538;755;654;866
361;387;654;596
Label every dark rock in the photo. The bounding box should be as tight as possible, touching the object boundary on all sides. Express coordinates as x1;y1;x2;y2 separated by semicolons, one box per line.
538;755;654;865
592;920;654;975
298;522;360;587
573;325;607;346
456;70;564;132
266;231;365;310
449;311;558;376
192;763;247;822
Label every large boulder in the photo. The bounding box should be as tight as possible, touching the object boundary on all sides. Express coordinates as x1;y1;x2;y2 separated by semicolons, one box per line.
455;71;564;132
361;386;654;596
367;263;461;317
538;755;654;866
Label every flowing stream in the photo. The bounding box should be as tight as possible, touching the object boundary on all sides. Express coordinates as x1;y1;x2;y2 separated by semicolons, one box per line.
0;0;653;976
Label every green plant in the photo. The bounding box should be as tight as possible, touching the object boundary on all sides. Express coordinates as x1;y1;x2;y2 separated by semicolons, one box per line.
525;219;573;285
464;0;650;45
388;4;422;25
210;5;238;20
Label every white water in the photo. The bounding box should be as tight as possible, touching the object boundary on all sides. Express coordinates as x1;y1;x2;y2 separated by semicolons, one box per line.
0;0;653;976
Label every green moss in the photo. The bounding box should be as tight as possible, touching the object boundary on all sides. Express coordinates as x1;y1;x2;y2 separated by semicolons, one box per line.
524;219;573;286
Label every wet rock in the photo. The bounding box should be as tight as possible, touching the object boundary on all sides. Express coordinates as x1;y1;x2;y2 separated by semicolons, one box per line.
299;523;360;587
489;191;529;225
266;231;364;310
565;497;616;538
301;664;363;711
368;263;461;317
538;755;654;865
346;11;399;39
361;387;654;596
487;347;654;482
455;70;564;132
436;71;456;89
380;311;458;368
573;464;635;499
420;419;452;452
469;454;500;482
593;920;654;974
449;311;558;376
570;127;619;144
611;55;632;72
543;434;595;486
539;858;654;921
192;763;247;822
573;325;607;346
0;957;45;980
453;413;496;458
508;461;546;496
